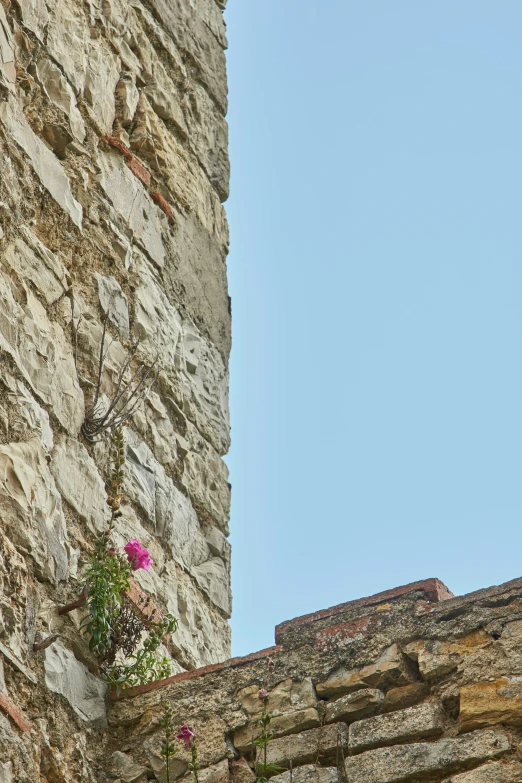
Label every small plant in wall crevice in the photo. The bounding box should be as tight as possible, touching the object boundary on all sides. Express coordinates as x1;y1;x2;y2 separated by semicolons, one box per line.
58;427;177;693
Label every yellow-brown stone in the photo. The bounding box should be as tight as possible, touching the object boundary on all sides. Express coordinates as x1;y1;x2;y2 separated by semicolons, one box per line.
460;678;522;731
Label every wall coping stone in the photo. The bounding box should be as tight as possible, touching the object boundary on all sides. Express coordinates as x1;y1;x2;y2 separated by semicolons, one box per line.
111;645;282;701
275;578;454;644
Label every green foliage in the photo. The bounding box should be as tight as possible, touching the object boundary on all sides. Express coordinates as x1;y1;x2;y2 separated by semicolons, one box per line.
255;695;285;783
79;427;178;693
189;741;200;783
101;613;178;694
161;701;177;783
81;538;132;656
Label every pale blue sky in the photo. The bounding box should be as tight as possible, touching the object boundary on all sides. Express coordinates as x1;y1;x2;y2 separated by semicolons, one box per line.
225;1;522;657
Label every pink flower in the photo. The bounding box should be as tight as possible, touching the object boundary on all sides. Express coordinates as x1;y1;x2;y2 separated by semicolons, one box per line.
258;688;268;701
124;539;153;571
176;725;195;749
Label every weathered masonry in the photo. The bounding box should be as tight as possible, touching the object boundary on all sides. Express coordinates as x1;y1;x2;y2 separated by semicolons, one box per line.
107;576;522;783
0;0;231;778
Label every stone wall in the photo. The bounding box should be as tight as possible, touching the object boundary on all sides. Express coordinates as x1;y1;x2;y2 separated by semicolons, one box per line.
0;0;231;778
105;576;522;783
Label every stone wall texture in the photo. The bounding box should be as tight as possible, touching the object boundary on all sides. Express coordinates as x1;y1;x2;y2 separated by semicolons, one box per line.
104;576;522;783
0;0;232;777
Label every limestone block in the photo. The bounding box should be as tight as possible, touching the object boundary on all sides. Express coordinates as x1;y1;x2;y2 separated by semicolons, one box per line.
163;207;231;359
3;226;69;305
190;557;230;616
234;708;320;753
325;688;384;724
124;430;231;613
316;644;416;698
0;7;15;91
110;751;148;782
94;272;130;338
264;723;348;769
271;767;338;783
35;57;86;142
47;0;120;131
199;759;229;783
383;682;429;713
404;631;491;682
0;533;29;660
116;77;140;127
2;374;53;451
180;411;231;528
442;761;522;783
50;434;111;533
44;643;107;727
146;0;227;112
182;82;229;200
129;95;222;239
18;0;49;41
83;36;121;131
0;440;72;583
98;152;166;267
0;273;83;433
46;0;88;92
343;730;510;783
159;563;230;668
230;760;255;783
133;253;230;455
0;96;82;227
460;679;522;732
132;253;183;371
348;701;444;753
239;679;317;717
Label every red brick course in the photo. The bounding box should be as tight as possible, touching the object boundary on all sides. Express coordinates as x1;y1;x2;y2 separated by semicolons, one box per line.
104;134;132;159
111;645;282;701
314;613;385;652
275;578;454;644
126;156;151;187
150;191;174;221
0;691;32;732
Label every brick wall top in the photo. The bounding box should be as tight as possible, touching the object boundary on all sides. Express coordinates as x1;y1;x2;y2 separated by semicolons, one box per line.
274;578;454;645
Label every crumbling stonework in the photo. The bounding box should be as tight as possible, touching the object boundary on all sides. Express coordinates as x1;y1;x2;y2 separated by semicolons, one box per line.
0;0;231;777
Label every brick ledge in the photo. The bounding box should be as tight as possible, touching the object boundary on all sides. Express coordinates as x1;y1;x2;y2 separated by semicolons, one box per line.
275;578;454;643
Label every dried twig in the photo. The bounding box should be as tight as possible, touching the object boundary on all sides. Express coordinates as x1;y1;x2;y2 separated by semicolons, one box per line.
76;311;157;442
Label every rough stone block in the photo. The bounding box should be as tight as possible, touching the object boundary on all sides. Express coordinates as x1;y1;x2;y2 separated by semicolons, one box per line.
316;644;416;698
348;701;444;753
271;766;338;783
442;761;522;783
343;729;509;783
234;708;321;753
0;96;82;227
404;631;490;682
51;434;111;533
230;759;256;783
383;682;429;713
325;688;383;724
264;723;348;769
238;678;316;717
44;643;107;727
460;679;522;731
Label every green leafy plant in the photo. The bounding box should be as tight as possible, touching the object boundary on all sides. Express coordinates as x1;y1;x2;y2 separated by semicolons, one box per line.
101;613;177;693
75;427;178;693
81;427;131;656
254;690;284;783
161;701;177;783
